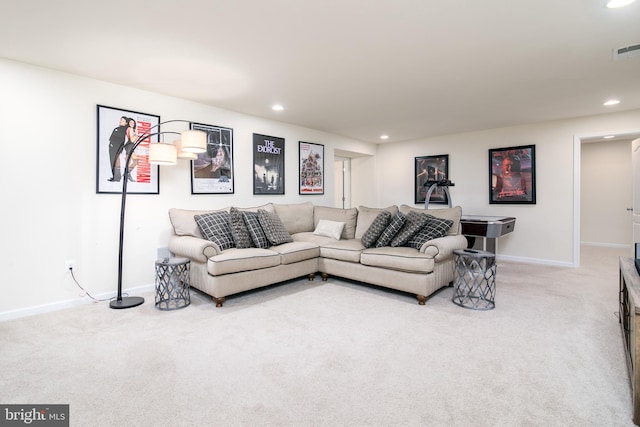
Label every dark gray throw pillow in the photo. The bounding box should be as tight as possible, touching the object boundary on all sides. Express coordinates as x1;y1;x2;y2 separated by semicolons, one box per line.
242;211;270;249
390;211;430;247
361;211;392;248
229;207;254;249
375;212;406;247
257;209;293;245
194;211;235;251
407;215;454;250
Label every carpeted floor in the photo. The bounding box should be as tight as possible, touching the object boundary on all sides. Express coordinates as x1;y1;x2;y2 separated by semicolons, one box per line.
0;246;635;426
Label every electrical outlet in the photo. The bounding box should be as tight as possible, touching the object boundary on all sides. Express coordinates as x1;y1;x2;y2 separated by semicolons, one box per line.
65;260;76;273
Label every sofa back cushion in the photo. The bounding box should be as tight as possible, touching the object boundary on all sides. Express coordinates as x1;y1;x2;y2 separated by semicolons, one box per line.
169;207;229;238
314;206;358;239
273;202;315;234
355;205;399;239
168;204;273;238
399;205;462;236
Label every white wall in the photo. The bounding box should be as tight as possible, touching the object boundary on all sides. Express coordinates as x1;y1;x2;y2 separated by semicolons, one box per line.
581;139;633;246
376;111;640;265
0;59;377;316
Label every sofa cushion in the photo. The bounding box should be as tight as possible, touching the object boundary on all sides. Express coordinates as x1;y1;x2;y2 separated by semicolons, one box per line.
360;211;392;248
194;211;235;251
360;246;436;273
207;248;281;276
268;241;320;265
169;207;229;238
229;207;254;249
273;202;315;234
355;205;399;239
314;206;358;239
390;211;431;247
399;204;462;236
407;216;454;250
258;209;293;245
319;239;365;263
242;211;270;249
313;219;345;240
376;212;406;247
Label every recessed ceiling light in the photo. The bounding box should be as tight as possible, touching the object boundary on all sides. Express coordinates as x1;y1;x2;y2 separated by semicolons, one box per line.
272;104;284;111
603;99;620;106
606;0;636;8
380;135;389;140
604;135;616;139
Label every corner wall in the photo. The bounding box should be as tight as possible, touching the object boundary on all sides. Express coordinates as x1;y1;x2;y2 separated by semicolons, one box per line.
376;111;640;265
0;59;376;316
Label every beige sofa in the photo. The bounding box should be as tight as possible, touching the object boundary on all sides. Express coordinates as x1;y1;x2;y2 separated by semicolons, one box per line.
168;202;467;307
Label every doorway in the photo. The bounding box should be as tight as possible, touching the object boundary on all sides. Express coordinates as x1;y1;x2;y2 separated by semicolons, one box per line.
574;129;640;266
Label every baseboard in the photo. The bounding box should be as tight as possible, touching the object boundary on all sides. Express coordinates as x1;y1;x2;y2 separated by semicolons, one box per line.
0;284;155;322
581;241;631;249
495;254;574;268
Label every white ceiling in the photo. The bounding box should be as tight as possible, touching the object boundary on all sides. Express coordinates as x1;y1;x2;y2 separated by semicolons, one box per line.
1;0;639;143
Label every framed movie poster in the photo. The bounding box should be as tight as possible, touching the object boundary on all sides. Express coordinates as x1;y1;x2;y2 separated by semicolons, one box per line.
253;133;285;194
489;144;536;204
414;154;449;205
190;122;234;194
299;141;324;195
96;105;160;194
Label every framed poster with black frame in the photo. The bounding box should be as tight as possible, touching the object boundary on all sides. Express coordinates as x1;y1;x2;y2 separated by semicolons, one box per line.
96;105;160;194
189;122;234;194
414;154;449;205
299;141;324;195
489;144;536;204
253;133;285;194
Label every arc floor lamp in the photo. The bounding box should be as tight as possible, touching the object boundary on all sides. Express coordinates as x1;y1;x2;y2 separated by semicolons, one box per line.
110;121;206;309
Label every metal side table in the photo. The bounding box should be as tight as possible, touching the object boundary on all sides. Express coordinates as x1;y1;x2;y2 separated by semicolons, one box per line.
452;249;496;310
155;258;190;310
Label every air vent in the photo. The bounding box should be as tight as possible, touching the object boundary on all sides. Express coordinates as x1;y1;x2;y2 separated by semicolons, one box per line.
613;43;640;60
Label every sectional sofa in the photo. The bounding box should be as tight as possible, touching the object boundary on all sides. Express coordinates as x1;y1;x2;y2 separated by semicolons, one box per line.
168;202;467;307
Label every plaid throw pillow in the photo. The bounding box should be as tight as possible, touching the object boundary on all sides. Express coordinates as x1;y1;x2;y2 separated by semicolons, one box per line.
194;211;235;251
375;212;406;247
258;209;293;245
407;215;454;250
390;211;430;247
361;211;392;248
229;207;254;249
242;211;270;249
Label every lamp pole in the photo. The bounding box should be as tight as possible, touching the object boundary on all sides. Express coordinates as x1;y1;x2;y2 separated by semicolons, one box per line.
109;120;193;309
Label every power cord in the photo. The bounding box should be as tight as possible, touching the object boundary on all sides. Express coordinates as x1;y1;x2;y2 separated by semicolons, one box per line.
68;267;127;303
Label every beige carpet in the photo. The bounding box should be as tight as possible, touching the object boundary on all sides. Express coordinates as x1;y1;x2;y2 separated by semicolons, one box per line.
0;246;635;426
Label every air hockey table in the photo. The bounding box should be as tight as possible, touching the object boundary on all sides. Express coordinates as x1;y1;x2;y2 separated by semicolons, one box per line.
460;215;516;253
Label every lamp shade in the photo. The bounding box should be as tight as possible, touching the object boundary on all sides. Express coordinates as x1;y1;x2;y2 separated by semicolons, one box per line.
180;130;207;153
149;142;177;165
175;139;197;160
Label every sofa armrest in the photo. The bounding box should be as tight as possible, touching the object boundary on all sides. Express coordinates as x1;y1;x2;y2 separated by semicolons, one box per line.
420;234;468;261
168;235;221;262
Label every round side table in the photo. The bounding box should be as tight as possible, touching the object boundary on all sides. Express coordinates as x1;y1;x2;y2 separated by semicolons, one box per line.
452;249;496;310
155;258;191;310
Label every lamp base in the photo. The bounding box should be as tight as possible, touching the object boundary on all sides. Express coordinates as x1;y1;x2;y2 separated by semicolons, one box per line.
109;296;145;309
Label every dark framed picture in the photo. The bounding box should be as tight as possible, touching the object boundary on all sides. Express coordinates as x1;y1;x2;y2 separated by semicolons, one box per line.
96;105;160;194
253;133;285;194
415;155;449;205
190;122;234;194
299;141;324;195
489;144;536;204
